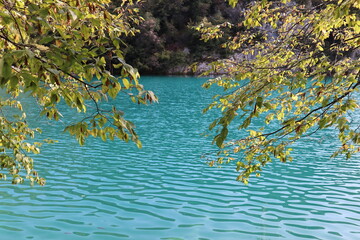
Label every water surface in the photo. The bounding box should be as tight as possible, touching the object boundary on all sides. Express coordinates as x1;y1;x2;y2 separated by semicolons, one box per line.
0;76;359;239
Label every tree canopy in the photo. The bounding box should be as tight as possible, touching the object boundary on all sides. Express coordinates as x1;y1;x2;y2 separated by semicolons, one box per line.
198;0;360;183
0;0;157;185
123;0;242;74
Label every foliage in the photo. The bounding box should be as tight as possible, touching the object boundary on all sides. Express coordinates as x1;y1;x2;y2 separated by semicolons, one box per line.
124;0;239;74
198;0;360;184
0;0;157;185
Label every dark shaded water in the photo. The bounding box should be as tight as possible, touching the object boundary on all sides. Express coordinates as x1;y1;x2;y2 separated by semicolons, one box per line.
1;76;359;239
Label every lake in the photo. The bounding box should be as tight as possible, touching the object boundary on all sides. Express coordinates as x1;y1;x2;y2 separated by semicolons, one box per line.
1;76;359;239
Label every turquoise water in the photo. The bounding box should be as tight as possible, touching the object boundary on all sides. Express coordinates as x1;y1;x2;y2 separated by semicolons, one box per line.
1;76;360;239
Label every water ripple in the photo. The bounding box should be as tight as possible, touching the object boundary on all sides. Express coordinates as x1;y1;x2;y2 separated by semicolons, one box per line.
1;77;359;239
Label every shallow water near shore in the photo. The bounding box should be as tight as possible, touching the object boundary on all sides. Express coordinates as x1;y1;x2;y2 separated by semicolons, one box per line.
1;76;359;240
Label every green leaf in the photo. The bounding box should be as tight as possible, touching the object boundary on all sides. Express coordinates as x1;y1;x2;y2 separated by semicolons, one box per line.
215;127;228;148
2;61;12;79
256;96;263;108
209;119;218;130
228;0;238;8
39;36;54;44
122;78;130;89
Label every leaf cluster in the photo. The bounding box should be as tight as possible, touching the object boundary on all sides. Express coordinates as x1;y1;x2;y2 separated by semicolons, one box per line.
200;0;360;184
0;0;157;185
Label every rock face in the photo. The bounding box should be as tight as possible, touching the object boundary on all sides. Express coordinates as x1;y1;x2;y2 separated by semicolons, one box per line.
167;62;210;76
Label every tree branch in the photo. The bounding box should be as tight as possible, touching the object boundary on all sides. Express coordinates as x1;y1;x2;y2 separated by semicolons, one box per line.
260;79;360;139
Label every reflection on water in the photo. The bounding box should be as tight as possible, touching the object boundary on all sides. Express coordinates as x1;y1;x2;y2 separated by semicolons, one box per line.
0;76;359;240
